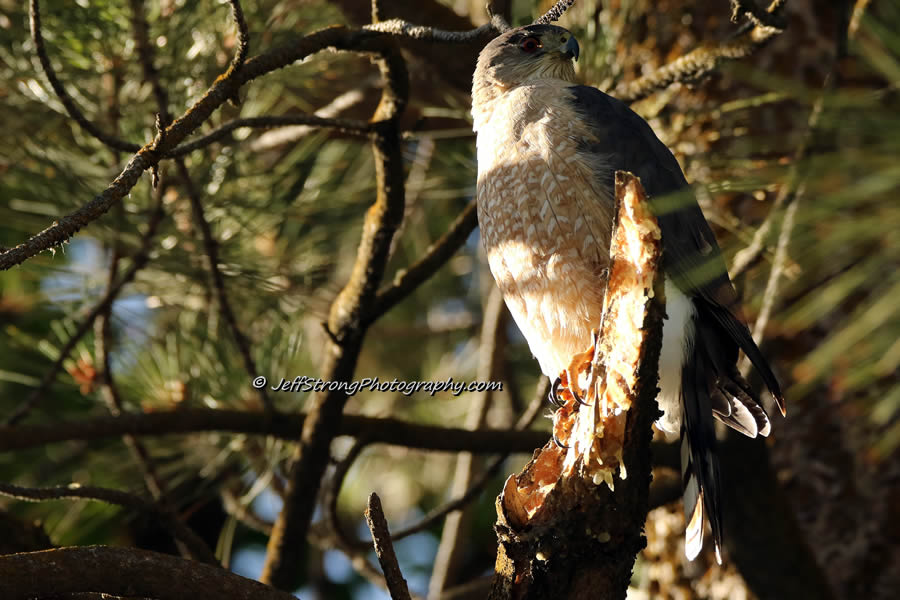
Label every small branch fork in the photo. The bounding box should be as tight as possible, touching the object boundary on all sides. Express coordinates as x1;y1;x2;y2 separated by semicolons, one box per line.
2;1;514;273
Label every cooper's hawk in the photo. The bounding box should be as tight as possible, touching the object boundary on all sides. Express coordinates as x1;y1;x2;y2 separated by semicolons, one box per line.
472;24;785;563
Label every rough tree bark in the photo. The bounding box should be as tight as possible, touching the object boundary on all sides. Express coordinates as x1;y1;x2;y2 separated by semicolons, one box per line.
488;172;665;600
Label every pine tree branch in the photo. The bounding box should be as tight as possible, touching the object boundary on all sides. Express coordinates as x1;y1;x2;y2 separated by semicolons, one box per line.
0;546;298;600
0;409;551;454
260;38;410;588
368;200;478;324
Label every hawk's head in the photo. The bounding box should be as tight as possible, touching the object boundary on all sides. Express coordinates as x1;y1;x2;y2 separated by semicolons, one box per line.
472;24;579;107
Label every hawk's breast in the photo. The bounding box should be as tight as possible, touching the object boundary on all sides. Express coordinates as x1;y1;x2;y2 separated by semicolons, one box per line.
475;81;615;377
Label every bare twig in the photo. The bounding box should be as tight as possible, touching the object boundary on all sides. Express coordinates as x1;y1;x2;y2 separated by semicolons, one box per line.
314;439;427;598
29;0;140;153
222;487;274;535
0;409;550;454
332;377;549;554
400;387;549;555
179;162;272;412
0;482;215;564
430;287;506;597
749;189;798;346
366;493;413;600
368;200;478;325
320;440;414;598
615;1;788;103
4;199;165;425
534;0;577;25
0;546;298;600
731;88;825;278
228;0;251;68
1;0;249;271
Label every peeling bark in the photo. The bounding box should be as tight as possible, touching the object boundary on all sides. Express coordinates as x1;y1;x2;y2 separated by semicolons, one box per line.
489;172;665;600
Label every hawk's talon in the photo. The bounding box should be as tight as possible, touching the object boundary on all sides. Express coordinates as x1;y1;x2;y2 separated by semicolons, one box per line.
552;432;569;449
548;376;563;407
571;386;590;406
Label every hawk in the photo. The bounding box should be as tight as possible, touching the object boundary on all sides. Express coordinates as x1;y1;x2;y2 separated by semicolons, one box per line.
472;24;785;562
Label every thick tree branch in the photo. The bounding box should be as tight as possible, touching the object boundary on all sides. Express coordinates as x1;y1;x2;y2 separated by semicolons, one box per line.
0;409;549;454
0;546;298;600
259;31;410;589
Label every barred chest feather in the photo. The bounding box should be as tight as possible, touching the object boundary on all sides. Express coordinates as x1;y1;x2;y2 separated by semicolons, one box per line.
474;80;616;378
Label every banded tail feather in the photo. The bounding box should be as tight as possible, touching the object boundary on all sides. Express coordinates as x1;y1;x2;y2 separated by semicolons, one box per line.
677;298;781;563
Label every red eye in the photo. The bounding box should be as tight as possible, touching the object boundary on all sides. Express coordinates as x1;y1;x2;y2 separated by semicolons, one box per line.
520;37;542;53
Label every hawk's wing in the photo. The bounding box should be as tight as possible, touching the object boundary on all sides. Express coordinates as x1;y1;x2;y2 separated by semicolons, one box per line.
567;84;784;560
566;85;783;409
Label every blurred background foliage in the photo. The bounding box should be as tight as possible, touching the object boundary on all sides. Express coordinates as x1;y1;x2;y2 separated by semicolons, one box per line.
0;0;897;599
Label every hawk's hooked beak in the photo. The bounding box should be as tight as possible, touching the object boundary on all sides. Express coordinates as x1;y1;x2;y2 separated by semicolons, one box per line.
562;36;580;62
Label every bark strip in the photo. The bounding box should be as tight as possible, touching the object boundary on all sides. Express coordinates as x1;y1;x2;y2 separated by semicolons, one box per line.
489;172;665;600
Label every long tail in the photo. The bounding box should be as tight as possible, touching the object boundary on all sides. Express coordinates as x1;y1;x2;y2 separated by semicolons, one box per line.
680;325;723;564
680;300;781;563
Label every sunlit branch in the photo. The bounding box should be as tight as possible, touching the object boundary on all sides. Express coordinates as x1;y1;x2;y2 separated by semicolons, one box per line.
366;493;413;600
